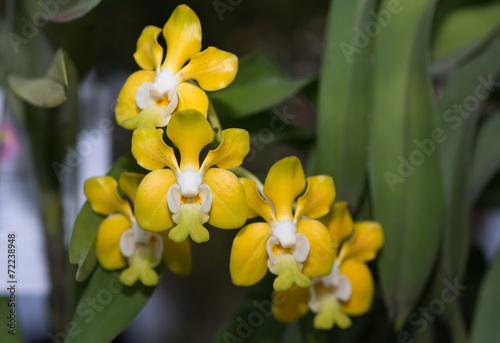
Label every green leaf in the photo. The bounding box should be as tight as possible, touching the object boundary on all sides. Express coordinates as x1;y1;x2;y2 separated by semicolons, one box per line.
8;49;68;108
65;265;158;343
368;0;444;329
437;33;500;290
314;0;375;211
471;112;500;202
470;250;500;343
432;2;500;61
69;153;145;282
49;0;102;23
209;51;315;120
215;274;285;343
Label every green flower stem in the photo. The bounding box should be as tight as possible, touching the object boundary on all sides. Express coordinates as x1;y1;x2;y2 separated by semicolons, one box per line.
207;101;223;147
230;166;265;193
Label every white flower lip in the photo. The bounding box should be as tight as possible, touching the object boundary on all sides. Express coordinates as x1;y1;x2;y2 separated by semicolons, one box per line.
135;70;179;119
119;221;164;265
266;232;310;265
167;172;213;215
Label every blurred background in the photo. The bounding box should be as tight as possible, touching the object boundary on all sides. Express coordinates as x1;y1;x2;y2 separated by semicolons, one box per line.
1;0;500;342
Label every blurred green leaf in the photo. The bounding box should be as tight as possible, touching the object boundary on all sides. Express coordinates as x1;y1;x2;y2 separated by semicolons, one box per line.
215;274;285;343
65;265;158;343
209;51;315;120
69;153;144;282
437;33;500;290
49;0;102;23
432;2;500;61
470;250;500;343
8;49;68;108
314;0;374;212
471;113;500;202
369;0;444;329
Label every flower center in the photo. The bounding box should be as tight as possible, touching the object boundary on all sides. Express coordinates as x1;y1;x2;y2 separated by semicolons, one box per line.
166;171;213;214
135;70;179;115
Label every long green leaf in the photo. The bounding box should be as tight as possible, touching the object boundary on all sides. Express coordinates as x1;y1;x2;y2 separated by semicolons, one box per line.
209;51;315;120
369;0;443;329
314;0;374;211
69;153;144;281
471;112;500;202
470;251;500;343
65;265;157;343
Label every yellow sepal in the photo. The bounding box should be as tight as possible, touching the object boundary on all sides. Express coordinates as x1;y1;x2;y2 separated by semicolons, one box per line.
135;169;177;232
200;129;249;172
95;214;130;270
295;176;335;221
230;222;271;286
162;4;202;73
203;168;248;229
320;201;354;251
339;221;384;263
166;109;213;170
177;47;238;91
239;178;276;224
263;156;305;222
131;128;179;172
84;176;132;219
133;25;163;71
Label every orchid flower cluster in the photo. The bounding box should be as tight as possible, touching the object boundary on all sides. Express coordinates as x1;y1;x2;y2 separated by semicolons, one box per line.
80;4;384;330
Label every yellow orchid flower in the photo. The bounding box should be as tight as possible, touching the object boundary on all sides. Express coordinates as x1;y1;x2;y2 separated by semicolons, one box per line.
272;202;384;330
230;156;336;291
131;109;249;243
115;4;238;130
84;172;191;286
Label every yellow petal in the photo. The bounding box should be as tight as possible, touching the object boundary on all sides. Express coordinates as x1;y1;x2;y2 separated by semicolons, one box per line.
177;47;238;91
272;285;310;322
135;169;177;232
263;156;305;222
200;129;250;173
115;70;155;125
339;260;374;316
118;172;145;204
84;176;133;218
176;82;209;115
297;219;335;278
240;178;276;224
96;214;130;270
131;128;179;172
320;201;354;250
203;168;248;229
295;176;335;221
162;4;201;73
230;222;271;286
121;105;169;130
166;109;213;170
159;230;192;276
133;25;163;71
339;222;384;263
